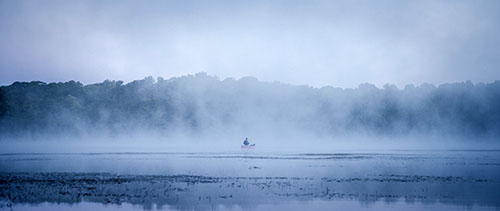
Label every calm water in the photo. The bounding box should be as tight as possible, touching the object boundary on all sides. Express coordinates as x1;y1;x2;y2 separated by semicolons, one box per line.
1;150;499;210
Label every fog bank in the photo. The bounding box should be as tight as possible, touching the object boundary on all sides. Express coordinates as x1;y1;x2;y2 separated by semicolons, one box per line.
0;73;499;147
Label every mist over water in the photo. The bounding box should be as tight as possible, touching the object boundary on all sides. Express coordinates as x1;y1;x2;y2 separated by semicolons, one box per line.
1;78;500;211
1;0;500;209
1;73;499;150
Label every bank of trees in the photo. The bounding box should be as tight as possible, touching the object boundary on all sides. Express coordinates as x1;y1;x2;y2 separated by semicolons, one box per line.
0;73;499;138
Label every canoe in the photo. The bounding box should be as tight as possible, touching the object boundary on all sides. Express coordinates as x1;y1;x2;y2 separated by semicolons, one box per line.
241;144;255;149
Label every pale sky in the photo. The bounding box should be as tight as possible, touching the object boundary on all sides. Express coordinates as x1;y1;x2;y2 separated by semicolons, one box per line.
1;0;500;88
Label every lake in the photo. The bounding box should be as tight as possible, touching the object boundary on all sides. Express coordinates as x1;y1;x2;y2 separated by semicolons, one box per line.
1;150;499;210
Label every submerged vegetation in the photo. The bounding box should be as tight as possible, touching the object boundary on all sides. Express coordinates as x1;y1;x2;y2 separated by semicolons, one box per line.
0;73;499;139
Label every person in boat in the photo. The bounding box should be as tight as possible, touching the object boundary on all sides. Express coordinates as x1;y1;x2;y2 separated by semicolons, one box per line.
243;138;249;146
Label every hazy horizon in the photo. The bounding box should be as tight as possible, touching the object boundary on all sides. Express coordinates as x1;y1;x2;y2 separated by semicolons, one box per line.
1;73;497;89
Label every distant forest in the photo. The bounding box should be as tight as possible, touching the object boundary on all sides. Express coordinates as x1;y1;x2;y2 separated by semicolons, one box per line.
1;73;499;139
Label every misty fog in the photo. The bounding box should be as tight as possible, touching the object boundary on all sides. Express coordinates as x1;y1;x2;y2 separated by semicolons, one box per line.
2;1;500;210
0;73;499;151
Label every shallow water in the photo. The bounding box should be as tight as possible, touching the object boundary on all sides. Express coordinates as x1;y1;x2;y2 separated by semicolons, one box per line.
1;150;499;210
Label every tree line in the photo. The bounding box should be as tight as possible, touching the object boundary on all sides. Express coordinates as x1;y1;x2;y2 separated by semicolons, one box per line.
1;73;499;139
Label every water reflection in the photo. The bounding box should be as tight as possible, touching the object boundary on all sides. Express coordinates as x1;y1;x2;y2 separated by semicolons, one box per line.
0;151;499;210
1;172;499;210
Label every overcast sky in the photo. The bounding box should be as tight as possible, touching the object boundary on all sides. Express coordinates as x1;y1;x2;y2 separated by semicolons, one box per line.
1;0;499;88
